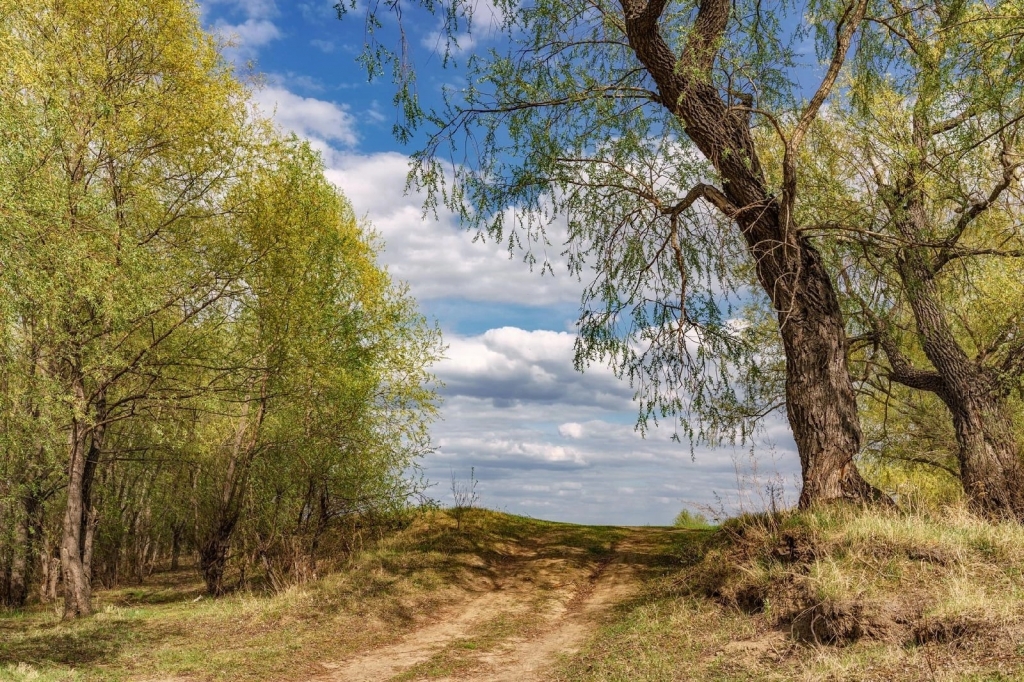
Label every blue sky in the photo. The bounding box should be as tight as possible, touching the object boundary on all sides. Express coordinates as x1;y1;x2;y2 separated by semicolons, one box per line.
197;0;801;525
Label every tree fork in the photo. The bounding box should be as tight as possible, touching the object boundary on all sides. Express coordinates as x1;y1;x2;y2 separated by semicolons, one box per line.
621;0;882;507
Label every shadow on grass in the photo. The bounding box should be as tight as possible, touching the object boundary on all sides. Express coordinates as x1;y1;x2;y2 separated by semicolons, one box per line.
0;616;183;668
370;509;633;589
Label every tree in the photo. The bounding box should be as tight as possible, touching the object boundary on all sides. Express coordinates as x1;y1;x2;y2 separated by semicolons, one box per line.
2;0;254;616
341;0;887;505
190;140;441;595
0;0;443;615
788;0;1024;518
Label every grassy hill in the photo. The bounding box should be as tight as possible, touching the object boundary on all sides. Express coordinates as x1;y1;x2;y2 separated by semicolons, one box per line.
1;507;1022;681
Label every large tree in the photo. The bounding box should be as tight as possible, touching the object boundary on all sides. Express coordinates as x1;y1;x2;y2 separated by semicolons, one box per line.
341;0;888;505
788;0;1024;518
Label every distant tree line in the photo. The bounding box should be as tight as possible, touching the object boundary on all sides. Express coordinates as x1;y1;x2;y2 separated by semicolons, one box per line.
0;0;442;618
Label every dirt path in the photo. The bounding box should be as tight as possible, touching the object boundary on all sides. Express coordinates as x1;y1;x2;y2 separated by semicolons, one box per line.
319;529;673;682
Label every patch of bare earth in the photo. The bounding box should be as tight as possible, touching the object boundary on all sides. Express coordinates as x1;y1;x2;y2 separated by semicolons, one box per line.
320;530;671;682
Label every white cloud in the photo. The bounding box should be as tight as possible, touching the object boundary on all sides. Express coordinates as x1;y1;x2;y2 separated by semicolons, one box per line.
204;0;278;20
217;17;280;46
559;422;584;439
423;328;802;524
310;38;336;53
325;152;584;306
437;327;631;409
202;0;281;61
299;1;336;22
253;86;358;149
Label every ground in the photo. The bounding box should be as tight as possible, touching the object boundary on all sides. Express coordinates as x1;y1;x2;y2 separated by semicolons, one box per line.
2;507;1024;681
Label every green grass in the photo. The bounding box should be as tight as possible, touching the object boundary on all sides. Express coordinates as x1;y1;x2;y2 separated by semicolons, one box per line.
4;505;1024;681
0;509;626;681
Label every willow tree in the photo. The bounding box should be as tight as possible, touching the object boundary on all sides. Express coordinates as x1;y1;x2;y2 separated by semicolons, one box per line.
341;0;888;505
787;0;1024;518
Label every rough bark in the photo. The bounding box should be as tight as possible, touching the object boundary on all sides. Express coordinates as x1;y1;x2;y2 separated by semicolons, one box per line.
59;378;105;619
620;0;880;506
887;242;1024;518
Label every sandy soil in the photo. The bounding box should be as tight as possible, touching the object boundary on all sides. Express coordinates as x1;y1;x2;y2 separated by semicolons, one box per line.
317;529;673;682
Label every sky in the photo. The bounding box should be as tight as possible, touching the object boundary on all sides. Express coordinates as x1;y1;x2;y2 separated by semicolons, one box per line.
197;0;802;525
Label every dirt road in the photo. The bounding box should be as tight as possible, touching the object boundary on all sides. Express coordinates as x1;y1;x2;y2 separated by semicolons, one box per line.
317;528;679;682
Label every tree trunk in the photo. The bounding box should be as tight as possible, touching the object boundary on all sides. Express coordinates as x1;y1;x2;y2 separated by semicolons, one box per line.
620;2;880;507
773;238;881;506
891;246;1024;518
40;532;61;604
199;521;235;597
60;423;93;618
8;492;39;608
198;383;267;595
170;521;185;571
948;392;1023;517
60;381;105;619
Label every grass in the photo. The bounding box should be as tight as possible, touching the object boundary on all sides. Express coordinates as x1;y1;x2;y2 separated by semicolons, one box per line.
0;509;625;681
4;504;1024;681
553;503;1024;681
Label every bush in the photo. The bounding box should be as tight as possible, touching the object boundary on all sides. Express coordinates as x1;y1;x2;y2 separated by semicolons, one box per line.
674;509;713;530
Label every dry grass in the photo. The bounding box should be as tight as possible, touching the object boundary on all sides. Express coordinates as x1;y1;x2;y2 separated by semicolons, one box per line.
0;509;623;682
555;502;1024;681
4;505;1024;681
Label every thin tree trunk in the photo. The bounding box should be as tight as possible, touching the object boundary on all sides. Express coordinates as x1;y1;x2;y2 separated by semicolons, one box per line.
170;521;184;570
198;383;267;596
40;532;61;604
60;379;105;619
60;422;92;618
8;492;38;608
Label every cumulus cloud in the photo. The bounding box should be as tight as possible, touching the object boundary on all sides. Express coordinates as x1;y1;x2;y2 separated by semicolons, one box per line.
252;86;358;149
559;422;584;439
325;152;584;306
202;0;282;60
436;327;630;409
420;0;505;55
425;328;802;524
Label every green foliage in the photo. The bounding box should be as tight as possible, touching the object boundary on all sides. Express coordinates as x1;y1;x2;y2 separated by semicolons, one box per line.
0;0;441;607
342;0;854;444
673;509;713;530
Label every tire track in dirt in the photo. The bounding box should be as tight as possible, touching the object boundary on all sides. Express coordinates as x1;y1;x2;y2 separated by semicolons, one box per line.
461;548;638;682
318;588;526;681
321;530;668;681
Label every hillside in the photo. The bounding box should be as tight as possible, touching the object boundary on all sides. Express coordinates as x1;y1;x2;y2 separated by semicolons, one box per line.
2;507;1023;681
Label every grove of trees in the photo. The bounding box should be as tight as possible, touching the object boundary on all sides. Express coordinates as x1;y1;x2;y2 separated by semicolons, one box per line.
343;0;1024;517
0;0;442;618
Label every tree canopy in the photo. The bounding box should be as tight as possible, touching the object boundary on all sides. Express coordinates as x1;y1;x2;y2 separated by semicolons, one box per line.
0;0;442;616
340;0;1024;513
